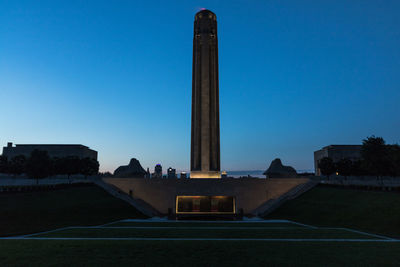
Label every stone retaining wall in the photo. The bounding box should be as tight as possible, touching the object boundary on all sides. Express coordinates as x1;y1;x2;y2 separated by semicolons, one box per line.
103;178;310;215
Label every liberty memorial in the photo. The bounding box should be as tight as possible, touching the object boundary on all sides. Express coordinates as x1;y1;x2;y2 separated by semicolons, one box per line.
190;9;221;179
104;10;310;217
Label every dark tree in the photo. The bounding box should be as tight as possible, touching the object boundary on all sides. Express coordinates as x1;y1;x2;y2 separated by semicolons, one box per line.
336;158;353;179
361;136;389;178
351;160;366;177
0;156;8;174
80;157;99;178
53;157;67;176
99;171;113;177
318;157;336;179
63;156;81;181
9;155;27;178
387;144;400;177
26;150;51;184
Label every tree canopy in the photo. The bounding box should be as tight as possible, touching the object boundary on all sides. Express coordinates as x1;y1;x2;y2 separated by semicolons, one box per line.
318;157;336;178
318;136;400;178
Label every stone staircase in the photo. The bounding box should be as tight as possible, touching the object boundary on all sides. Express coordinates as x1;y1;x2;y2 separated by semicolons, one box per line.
92;178;160;217
253;180;319;217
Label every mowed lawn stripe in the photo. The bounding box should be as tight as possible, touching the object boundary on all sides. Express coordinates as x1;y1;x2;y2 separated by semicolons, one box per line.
1;240;399;266
106;222;300;228
99;226;306;230
33;227;378;239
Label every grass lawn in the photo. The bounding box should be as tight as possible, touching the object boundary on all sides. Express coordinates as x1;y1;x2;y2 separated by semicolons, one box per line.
0;240;399;266
108;221;300;227
1;220;392;266
33;226;373;239
1;184;400;266
0;184;146;237
266;185;400;238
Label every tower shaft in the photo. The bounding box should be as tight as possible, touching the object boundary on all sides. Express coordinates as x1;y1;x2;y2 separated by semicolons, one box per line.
190;10;220;178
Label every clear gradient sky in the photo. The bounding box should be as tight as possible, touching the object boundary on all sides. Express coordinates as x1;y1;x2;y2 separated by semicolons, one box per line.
1;0;399;173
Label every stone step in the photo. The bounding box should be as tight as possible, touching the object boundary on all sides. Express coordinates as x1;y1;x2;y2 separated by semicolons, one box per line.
92;178;160;217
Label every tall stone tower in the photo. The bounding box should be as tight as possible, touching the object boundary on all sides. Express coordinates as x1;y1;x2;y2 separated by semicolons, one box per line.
190;9;221;179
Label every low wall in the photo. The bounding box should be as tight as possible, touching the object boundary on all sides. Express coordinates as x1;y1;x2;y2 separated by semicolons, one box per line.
315;176;400;187
103;178;309;215
0;183;94;193
0;178;91;186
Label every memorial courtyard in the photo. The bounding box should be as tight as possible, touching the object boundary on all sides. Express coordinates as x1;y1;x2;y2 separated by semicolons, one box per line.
0;184;399;266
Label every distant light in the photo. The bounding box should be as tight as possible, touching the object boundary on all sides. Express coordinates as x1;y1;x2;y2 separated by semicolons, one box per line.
200;7;206;10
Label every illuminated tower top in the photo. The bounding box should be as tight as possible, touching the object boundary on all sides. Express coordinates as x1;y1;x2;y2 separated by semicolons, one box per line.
194;9;217;35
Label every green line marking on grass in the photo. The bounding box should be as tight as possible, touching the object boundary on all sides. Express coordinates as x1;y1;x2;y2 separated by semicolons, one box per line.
1;237;399;242
5;219;397;243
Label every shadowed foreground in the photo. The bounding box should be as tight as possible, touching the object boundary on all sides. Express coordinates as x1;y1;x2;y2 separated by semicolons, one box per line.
266;185;400;238
0;240;399;266
0;183;146;236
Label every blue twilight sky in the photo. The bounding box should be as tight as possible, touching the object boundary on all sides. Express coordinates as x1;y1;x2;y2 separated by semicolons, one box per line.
1;0;400;173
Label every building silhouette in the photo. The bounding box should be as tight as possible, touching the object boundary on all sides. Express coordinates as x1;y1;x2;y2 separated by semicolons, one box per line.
167;167;177;179
314;145;362;175
152;164;162;178
2;142;97;160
